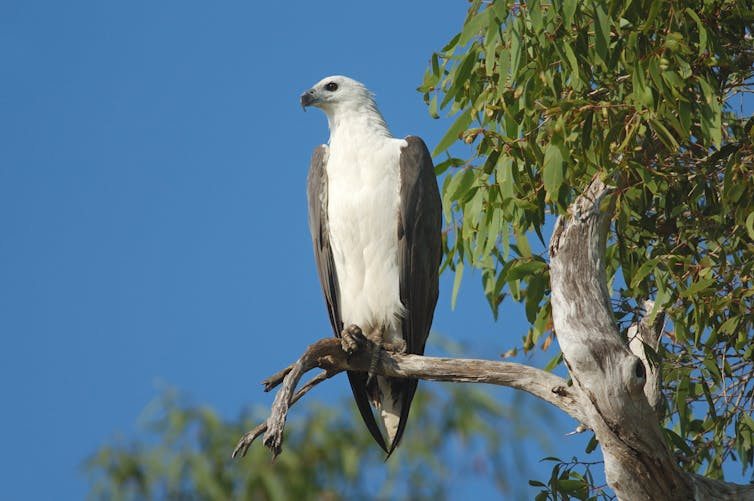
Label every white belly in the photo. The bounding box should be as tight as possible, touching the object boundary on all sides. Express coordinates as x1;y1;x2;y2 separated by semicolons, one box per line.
326;137;406;340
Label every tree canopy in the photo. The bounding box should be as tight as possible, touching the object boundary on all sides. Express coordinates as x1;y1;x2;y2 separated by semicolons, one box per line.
420;0;753;488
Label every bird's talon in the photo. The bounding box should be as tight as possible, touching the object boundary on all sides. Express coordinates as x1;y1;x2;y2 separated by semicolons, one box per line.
341;324;366;356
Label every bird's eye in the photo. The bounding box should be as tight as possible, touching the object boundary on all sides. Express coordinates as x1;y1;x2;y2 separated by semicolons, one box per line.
325;82;338;92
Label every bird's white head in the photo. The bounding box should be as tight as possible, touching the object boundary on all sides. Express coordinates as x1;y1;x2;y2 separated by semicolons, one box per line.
300;75;372;113
300;75;388;135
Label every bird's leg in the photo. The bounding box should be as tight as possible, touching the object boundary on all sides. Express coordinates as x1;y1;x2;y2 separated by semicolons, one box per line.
365;328;389;387
366;346;380;387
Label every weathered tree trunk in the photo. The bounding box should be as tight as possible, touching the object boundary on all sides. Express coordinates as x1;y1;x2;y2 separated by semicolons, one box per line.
548;178;754;501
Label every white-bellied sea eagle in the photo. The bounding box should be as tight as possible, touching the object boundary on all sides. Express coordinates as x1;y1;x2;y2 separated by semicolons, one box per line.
301;75;442;455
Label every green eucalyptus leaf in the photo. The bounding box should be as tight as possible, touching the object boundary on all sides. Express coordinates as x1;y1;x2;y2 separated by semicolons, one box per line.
542;142;564;200
434;108;474;156
451;260;464;310
745;211;754;240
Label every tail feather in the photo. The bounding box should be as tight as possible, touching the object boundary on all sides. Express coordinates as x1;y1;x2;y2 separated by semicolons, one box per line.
347;371;388;452
346;371;419;457
384;377;418;456
377;376;402;445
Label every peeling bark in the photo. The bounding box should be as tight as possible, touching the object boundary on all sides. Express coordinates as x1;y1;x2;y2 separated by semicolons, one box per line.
627;300;665;419
548;178;754;501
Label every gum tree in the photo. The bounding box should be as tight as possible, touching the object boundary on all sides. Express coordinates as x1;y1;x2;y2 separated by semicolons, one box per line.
418;0;754;498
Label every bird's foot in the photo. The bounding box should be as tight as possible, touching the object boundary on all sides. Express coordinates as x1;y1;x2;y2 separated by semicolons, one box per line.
341;325;383;385
340;324;369;357
382;339;406;353
341;326;406;385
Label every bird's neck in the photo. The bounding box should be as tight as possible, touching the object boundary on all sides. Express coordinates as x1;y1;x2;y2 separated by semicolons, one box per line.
326;102;392;143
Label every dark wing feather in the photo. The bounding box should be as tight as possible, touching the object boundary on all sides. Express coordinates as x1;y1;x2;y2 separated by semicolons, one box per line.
386;136;442;454
306;145;388;453
306;146;341;335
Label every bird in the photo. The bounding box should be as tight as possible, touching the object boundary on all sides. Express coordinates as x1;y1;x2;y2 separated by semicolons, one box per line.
301;75;442;455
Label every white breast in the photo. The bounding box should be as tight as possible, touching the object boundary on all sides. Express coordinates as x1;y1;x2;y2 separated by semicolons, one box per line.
326;135;407;339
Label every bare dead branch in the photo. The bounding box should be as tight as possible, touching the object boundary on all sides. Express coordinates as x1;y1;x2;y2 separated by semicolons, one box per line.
232;369;334;459
233;337;589;460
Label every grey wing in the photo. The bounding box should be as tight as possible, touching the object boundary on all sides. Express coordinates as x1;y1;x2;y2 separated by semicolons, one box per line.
398;136;442;357
306;145;342;335
385;135;442;453
306;145;389;453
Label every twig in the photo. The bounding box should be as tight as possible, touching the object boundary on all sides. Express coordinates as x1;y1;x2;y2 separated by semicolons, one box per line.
232;370;334;459
262;364;295;392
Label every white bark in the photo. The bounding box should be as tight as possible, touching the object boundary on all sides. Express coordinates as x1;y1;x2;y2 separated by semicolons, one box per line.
548;178;754;500
627;300;664;419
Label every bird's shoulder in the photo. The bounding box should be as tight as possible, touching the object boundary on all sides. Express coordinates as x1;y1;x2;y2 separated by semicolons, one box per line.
310;144;329;164
399;136;433;173
401;135;429;150
312;144;330;160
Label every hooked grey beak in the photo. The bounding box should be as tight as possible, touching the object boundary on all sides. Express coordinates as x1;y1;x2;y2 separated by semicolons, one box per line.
300;89;317;110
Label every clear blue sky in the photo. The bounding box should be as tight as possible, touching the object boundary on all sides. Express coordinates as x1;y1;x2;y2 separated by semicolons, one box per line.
2;2;746;500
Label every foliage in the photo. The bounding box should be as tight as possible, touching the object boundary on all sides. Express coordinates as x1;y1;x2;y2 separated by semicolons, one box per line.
420;0;754;491
529;457;614;501
85;384;553;500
